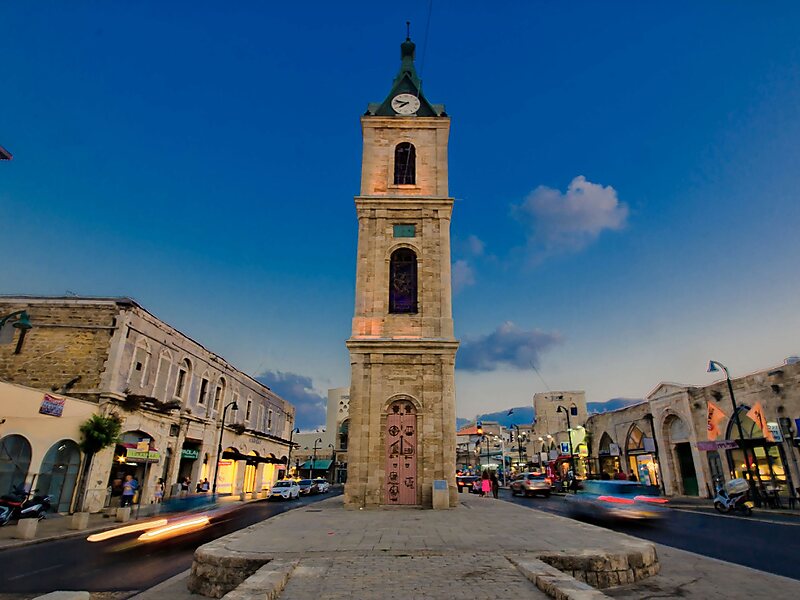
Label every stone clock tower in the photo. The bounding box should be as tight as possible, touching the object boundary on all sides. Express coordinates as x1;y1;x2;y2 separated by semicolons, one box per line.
344;35;459;509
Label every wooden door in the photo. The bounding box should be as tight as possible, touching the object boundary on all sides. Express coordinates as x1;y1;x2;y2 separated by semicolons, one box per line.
385;401;417;505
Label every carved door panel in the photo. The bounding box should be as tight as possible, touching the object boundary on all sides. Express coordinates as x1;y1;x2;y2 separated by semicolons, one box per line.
386;401;417;505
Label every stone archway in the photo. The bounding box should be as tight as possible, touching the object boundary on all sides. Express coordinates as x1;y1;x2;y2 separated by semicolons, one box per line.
662;414;698;496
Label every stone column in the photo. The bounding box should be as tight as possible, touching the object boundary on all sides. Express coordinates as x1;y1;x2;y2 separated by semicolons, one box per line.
252;465;264;499
233;460;247;497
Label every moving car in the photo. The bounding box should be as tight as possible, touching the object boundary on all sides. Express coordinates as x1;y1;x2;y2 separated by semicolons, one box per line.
456;475;480;493
564;480;669;521
269;480;300;501
312;479;330;493
297;479;315;495
510;472;552;498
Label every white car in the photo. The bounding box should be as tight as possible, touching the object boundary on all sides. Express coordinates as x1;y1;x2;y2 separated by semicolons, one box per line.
269;480;300;501
312;478;330;493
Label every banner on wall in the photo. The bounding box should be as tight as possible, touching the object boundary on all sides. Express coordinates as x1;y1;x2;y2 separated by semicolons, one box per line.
747;402;772;441
707;401;727;441
39;394;66;417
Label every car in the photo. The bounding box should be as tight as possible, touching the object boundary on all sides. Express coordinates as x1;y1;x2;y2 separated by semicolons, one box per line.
312;478;330;493
564;480;669;521
456;475;480;493
510;472;552;497
269;480;300;501
297;479;315;495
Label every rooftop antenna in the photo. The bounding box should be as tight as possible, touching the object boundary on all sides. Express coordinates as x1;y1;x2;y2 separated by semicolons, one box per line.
406;20;411;40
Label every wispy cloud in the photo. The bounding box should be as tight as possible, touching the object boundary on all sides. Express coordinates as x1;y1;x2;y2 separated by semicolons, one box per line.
452;259;476;293
514;175;628;259
256;370;326;430
458;321;561;372
466;234;485;256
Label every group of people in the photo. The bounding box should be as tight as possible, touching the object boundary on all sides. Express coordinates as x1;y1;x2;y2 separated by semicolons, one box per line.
113;474;211;506
475;470;500;499
599;468;638;481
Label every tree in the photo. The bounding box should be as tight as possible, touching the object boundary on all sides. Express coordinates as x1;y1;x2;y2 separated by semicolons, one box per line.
74;413;122;512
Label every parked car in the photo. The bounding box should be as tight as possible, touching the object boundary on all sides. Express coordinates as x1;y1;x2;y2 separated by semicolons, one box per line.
297;479;315;495
269;480;300;501
564;480;669;522
510;472;552;498
456;475;480;493
312;478;330;493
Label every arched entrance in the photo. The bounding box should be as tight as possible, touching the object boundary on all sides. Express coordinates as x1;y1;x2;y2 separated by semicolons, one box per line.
0;434;32;495
38;440;82;512
626;425;659;486
243;452;258;494
662;415;698;495
108;431;159;506
597;432;619;478
385;399;417;505
215;447;238;494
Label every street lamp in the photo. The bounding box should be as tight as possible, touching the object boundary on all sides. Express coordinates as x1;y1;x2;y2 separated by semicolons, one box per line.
286;427;300;477
494;435;507;485
556;405;577;492
311;437;322;479
708;360;760;504
212;400;239;495
0;310;33;354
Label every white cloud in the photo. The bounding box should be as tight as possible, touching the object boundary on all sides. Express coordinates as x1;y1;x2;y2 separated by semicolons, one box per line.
466;234;485;256
452;259;475;293
515;175;628;257
458;321;561;372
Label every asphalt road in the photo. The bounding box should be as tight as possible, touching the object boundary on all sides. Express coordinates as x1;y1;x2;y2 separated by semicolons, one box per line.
0;490;341;594
499;489;800;580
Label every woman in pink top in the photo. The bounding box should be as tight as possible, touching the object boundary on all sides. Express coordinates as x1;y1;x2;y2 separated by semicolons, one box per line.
481;471;491;497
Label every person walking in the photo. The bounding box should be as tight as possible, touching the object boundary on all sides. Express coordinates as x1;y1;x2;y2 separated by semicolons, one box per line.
481;471;491;498
154;478;164;503
490;472;499;499
120;474;137;507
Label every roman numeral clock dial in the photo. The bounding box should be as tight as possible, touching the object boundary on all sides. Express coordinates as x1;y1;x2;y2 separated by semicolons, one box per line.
391;93;420;115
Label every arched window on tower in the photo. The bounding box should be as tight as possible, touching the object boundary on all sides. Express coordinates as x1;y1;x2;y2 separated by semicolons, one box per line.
394;142;416;185
389;248;418;314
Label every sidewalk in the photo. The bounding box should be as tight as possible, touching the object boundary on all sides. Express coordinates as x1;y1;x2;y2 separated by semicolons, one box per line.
0;493;264;552
185;493;800;600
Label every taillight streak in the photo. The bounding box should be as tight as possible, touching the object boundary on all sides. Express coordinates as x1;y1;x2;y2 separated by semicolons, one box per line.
634;495;669;504
597;495;635;505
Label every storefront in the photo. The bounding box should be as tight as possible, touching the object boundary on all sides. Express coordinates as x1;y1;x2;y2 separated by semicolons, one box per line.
625;425;659;486
107;431;160;506
178;441;202;484
596;433;620;478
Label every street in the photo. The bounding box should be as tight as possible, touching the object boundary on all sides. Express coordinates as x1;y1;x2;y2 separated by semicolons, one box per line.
499;489;800;580
0;490;340;595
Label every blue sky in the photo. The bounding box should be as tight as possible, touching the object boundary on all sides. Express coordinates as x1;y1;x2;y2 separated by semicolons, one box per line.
2;2;799;428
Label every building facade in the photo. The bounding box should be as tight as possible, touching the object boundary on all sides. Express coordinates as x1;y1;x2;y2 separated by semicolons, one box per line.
345;36;459;508
0;297;295;511
292;387;350;482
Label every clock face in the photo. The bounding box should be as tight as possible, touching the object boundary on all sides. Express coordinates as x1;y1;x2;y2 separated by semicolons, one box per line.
391;93;421;115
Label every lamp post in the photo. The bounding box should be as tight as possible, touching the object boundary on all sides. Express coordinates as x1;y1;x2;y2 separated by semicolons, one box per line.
212;400;239;495
556;405;577;492
513;425;525;472
310;438;323;479
0;310;32;354
494;435;507;485
286;427;300;478
708;360;760;505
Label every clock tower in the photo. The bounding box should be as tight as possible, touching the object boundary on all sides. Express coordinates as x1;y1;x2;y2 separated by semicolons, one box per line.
344;35;459;508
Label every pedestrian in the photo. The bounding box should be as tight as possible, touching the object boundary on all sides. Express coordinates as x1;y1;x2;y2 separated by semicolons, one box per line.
629;472;638;482
200;478;210;492
614;469;628;481
490;472;499;499
481;470;491;498
154;478;164;503
600;471;611;480
179;476;190;497
121;474;137;507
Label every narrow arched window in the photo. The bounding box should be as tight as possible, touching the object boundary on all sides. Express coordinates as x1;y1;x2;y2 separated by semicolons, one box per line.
394;142;416;185
389;248;418;314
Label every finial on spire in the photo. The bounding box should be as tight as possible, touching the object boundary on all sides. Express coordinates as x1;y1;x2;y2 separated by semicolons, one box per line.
406;21;411;41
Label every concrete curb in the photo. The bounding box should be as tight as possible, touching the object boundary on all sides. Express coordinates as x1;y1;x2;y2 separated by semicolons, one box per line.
220;559;298;600
510;556;610;600
536;542;660;588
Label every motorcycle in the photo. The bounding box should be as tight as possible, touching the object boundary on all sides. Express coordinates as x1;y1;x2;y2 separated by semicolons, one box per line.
713;478;754;516
0;484;52;526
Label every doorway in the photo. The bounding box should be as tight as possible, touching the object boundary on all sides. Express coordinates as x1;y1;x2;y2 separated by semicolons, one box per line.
385;400;417;505
675;442;699;496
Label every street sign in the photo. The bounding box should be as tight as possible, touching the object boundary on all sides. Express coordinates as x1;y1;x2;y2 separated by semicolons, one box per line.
560;442;570;455
767;422;783;443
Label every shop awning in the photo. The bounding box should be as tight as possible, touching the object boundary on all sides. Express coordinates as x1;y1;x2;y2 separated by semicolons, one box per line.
299;459;333;470
221;449;287;465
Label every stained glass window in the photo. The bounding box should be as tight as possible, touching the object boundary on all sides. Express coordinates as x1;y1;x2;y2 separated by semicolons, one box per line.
394;142;416;185
389;248;418;314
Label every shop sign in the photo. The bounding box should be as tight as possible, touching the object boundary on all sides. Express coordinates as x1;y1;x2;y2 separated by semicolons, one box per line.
126;449;160;463
578;445;588;458
766;422;783;443
697;440;739;451
539;452;548;463
136;440;150;452
181;448;200;460
609;443;620;456
39;394;65;417
548;449;558;460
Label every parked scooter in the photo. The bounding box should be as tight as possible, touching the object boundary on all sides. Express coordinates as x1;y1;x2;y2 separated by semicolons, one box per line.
0;484;52;526
713;478;754;516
